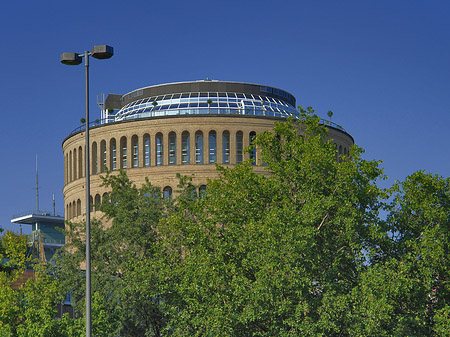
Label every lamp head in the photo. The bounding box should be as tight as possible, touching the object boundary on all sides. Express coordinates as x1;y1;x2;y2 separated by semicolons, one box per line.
91;45;114;59
60;52;82;65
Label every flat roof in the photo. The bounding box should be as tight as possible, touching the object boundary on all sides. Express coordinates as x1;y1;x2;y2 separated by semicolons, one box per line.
106;80;297;109
11;213;65;226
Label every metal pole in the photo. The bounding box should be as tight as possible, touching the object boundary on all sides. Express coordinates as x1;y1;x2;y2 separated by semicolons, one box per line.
84;50;92;337
36;155;39;213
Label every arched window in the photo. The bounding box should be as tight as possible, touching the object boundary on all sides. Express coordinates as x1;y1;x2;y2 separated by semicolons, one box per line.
100;140;107;172
120;136;127;169
69;151;72;182
89;195;93;212
199;185;207;199
78;146;83;178
72;201;76;218
195;131;203;164
222;131;230;164
68;203;72;220
163;186;173;200
249;131;256;165
92;142;98;174
64;154;68;185
73;148;77;180
182;131;190;165
156;133;163;166
236;131;243;164
143;134;150;167
209;131;217;164
102;192;108;203
344;147;347;156
76;199;81;217
110;138;117;170
168;132;176;165
94;194;101;211
132;135;139;168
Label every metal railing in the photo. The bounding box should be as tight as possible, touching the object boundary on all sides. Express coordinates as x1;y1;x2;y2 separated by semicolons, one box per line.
12;210;63;219
68;109;347;137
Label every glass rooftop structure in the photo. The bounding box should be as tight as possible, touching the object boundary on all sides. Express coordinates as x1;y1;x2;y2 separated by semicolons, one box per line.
113;90;299;122
67;80;346;136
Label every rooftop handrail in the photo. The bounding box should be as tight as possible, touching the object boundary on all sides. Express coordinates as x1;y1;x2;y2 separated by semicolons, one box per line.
67;109;347;137
12;210;64;219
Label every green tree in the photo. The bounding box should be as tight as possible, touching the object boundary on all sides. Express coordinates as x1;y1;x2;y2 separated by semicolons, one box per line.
52;110;450;336
54;170;170;336
348;172;450;336
0;231;82;336
157;110;387;336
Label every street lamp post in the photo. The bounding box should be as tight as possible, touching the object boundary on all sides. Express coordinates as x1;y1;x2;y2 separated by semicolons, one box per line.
61;45;113;337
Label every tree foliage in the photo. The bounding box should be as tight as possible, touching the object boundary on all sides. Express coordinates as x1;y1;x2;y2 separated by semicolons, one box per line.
155;112;389;336
0;231;83;336
8;110;449;336
54;170;170;336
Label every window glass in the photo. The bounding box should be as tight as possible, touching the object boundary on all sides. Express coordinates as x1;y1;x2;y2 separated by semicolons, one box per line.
94;194;101;212
144;134;150;167
92;142;98;174
182;131;190;165
132;136;138;168
222;131;230;164
156;133;163;166
121;137;127;169
111;139;117;170
169;132;176;165
163;186;172;200
209;131;217;164
236;131;243;164
195;131;203;164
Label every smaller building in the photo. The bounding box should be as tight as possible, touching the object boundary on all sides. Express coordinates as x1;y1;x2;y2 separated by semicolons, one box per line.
9;212;74;318
11;212;65;262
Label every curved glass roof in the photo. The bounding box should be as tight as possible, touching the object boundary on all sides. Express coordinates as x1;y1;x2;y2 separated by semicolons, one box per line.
112;91;299;121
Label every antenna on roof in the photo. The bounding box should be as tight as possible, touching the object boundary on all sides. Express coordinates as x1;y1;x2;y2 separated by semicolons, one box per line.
36;155;39;214
53;193;55;216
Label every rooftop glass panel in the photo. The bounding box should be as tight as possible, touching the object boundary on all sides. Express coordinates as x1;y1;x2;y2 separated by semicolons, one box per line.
105;89;302;126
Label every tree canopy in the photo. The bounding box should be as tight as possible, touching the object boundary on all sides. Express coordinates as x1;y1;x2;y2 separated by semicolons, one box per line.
0;230;83;336
3;110;449;336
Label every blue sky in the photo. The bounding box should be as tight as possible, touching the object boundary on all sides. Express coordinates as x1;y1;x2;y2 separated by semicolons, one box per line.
1;0;449;233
